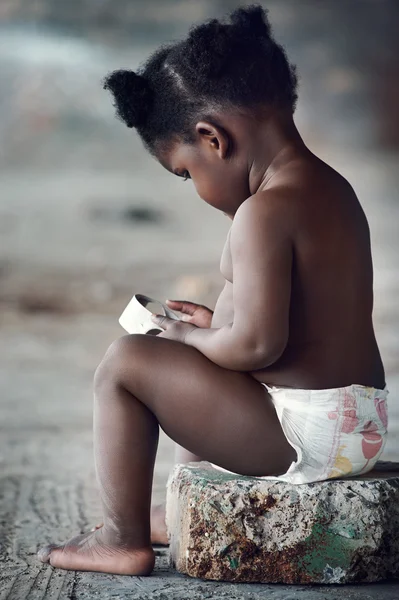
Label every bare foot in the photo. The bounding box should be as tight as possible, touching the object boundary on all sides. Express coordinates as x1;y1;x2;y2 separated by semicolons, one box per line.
37;527;155;575
92;503;168;546
149;503;169;545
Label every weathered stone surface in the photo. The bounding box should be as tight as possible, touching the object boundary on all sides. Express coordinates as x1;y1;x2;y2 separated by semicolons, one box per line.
165;461;399;585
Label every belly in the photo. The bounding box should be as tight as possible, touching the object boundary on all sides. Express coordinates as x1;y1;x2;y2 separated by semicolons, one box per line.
211;281;234;329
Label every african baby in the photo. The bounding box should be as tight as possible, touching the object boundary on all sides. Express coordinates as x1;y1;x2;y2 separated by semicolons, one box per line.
38;4;388;575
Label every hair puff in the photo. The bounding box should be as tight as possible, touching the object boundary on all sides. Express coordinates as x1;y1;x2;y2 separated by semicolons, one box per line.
103;69;153;128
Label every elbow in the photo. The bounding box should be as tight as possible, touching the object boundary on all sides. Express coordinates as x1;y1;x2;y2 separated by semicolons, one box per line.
230;325;287;371
247;338;287;370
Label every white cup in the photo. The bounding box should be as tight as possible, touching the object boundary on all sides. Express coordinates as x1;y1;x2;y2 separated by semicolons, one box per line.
119;293;180;335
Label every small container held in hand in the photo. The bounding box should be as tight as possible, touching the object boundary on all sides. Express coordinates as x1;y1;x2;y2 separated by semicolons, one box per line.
119;293;180;335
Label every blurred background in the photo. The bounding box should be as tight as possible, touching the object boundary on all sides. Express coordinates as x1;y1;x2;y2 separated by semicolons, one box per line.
1;0;399;595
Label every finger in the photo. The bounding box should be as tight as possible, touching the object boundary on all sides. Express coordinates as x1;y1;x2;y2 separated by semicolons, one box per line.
165;300;199;316
151;314;174;329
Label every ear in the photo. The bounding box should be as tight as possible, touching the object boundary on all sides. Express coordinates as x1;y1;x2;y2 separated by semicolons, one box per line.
195;121;230;159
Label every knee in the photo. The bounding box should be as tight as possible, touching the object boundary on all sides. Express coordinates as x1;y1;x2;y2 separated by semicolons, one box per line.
93;334;143;396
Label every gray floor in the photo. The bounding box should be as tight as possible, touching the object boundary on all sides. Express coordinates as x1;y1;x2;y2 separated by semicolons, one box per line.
1;1;399;598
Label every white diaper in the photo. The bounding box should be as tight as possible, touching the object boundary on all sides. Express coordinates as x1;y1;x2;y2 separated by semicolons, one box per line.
210;384;389;485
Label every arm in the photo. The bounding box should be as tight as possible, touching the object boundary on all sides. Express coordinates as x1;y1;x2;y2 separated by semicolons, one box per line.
185;194;293;371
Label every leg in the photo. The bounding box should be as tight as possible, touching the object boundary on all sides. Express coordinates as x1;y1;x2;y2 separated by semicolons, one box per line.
148;443;203;544
90;441;203;544
38;337;159;575
145;444;204;543
174;443;204;464
143;444;204;544
38;334;295;574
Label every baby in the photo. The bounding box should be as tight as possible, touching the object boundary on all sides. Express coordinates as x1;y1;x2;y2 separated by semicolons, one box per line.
38;4;388;575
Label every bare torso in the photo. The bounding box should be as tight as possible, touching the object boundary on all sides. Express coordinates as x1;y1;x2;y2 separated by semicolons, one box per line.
211;153;385;390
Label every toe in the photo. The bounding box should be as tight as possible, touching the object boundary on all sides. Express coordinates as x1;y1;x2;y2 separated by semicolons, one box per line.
47;547;67;569
37;544;58;563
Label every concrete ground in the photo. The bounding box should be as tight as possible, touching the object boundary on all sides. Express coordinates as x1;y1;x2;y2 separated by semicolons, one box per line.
2;150;399;600
1;1;399;598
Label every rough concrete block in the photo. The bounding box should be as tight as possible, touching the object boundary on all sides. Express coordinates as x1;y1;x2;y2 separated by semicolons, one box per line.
165;461;399;584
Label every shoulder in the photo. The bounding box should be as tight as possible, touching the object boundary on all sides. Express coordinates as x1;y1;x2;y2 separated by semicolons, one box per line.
231;185;299;243
233;154;352;235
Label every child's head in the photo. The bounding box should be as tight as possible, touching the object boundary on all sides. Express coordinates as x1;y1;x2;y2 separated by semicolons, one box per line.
103;4;298;212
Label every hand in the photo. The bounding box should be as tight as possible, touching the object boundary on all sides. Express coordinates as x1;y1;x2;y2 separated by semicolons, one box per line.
164;299;213;328
151;314;198;344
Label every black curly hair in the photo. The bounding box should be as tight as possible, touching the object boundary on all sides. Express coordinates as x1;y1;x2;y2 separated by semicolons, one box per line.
103;4;298;156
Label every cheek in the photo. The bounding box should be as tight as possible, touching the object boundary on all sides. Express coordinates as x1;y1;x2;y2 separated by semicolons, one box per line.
195;173;248;209
193;177;225;207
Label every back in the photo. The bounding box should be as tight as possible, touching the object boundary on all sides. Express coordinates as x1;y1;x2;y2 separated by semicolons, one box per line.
253;154;386;389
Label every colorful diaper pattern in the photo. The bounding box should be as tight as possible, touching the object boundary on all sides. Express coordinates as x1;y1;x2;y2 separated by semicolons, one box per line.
326;387;388;479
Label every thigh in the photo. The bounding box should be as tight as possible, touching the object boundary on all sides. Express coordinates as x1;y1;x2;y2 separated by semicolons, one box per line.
105;334;296;477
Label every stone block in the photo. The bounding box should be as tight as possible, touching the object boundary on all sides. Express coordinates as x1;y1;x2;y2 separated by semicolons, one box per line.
165;461;399;584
